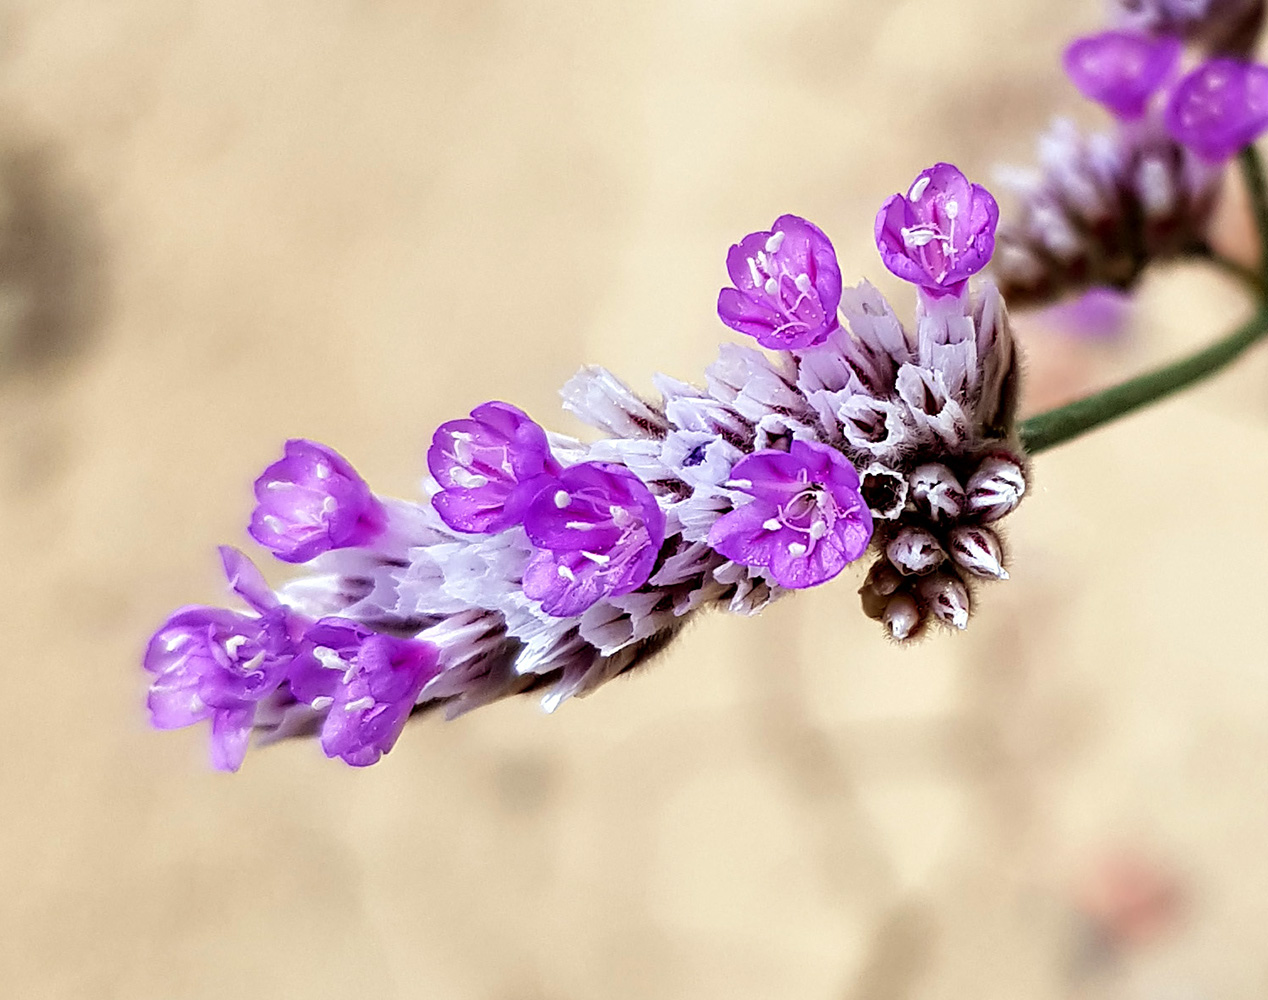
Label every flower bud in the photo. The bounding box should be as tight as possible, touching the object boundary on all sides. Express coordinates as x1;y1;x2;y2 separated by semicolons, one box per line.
948;526;1008;580
908;463;965;522
886;526;945;576
918;573;971;630
883;593;922;641
965;455;1026;522
859;560;904;619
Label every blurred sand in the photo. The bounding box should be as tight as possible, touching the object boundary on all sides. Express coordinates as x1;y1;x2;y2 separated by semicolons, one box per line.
3;1;1268;997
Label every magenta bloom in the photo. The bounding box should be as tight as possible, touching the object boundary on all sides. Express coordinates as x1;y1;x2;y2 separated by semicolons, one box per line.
1164;59;1268;161
289;618;440;767
707;440;872;590
428;401;561;534
521;462;666;617
249;439;386;563
143;548;303;771
875;163;999;296
717;214;843;350
1063;31;1182;120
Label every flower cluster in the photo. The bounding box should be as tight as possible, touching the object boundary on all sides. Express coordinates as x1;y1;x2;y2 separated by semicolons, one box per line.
993;9;1268;307
144;163;1026;770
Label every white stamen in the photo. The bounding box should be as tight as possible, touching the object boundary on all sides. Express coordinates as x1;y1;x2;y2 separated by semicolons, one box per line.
314;462;331;480
764;231;785;253
763;277;779;296
565;521;595;530
787;542;808;557
345;696;375;712
313;646;344;671
311;696;333;711
726;478;752;489
794;273;813;294
809;520;827;540
449;467;489;489
557;564;577;582
909;175;932;201
224;635;249;656
263;514;284;533
265;480;292;490
944;199;959;220
553;490;570;509
580;551;610;565
746;256;763;287
901;225;940;248
762;518;781;531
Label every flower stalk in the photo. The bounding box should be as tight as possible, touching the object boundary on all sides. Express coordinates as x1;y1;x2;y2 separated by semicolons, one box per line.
1019;145;1268;455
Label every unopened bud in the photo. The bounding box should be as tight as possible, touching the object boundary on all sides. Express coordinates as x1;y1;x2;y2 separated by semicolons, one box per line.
884;593;922;641
908;463;965;522
965;455;1026;522
948;526;1008;580
859;561;904;619
918;573;971;630
886;526;945;576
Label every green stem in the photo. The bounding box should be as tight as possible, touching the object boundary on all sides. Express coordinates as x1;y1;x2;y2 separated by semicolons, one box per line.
1019;308;1268;453
1187;242;1264;292
1019;146;1268;456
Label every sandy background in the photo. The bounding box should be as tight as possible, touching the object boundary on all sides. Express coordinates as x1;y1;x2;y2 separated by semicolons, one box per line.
4;1;1268;997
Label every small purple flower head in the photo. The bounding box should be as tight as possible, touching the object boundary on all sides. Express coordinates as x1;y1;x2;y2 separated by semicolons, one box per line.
428;401;562;534
1164;58;1268;161
1063;31;1182;120
289;618;440;767
875;163;1000;296
143;549;302;771
522;462;666;617
717;214;843;350
707;440;873;590
249;439;387;564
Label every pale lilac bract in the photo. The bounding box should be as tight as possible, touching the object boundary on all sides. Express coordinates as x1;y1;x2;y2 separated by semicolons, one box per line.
707;440;873;590
875;163;999;296
522;462;666;617
143;548;304;771
717;214;843;350
1063;31;1182;119
249;439;386;563
428;401;561;534
289;618;440;767
1164;58;1268;161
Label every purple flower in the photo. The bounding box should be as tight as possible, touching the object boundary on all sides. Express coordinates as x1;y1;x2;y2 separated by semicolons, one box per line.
707;440;872;590
143;548;304;771
717;214;843;350
428;401;562;534
875;163;999;296
1164;58;1268;161
1063;31;1182;120
249;439;387;564
521;462;666;617
288;618;440;767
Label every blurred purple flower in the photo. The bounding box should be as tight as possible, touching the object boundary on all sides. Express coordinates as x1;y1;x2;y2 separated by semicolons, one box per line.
1063;31;1182;119
249;439;386;563
428;401;561;534
708;440;872;589
1164;58;1268;160
522;462;666;616
876;163;1000;296
717;214;843;350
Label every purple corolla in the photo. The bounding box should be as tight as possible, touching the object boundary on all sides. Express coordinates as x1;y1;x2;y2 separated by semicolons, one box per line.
249;439;386;563
707;441;872;589
875;163;999;296
1063;31;1182;120
717;214;843;350
1164;58;1268;161
428;401;561;534
521;462;666;617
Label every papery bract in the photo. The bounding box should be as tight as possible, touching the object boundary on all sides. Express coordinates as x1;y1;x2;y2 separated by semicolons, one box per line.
428;401;561;534
876;163;999;296
717;215;843;349
522;462;666;616
707;440;872;589
249;439;387;563
1063;31;1182;119
1164;58;1268;160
